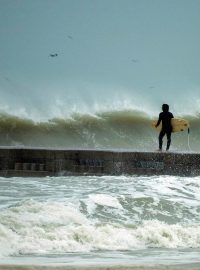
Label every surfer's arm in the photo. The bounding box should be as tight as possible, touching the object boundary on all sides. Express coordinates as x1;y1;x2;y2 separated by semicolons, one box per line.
155;113;162;127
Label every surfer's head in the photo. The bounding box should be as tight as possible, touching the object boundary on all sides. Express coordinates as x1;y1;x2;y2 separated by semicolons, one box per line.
162;104;169;112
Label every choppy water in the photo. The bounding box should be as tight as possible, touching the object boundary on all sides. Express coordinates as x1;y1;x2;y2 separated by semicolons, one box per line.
0;110;198;151
1;175;200;266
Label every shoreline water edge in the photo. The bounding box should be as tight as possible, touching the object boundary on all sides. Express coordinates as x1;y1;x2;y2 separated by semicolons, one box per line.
1;265;200;270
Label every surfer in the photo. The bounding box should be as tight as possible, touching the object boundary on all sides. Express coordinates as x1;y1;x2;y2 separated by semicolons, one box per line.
155;104;174;151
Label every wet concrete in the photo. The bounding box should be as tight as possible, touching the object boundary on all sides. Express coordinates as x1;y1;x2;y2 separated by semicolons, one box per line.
0;147;199;177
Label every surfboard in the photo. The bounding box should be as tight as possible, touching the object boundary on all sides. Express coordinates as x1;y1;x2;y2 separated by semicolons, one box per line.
151;118;189;133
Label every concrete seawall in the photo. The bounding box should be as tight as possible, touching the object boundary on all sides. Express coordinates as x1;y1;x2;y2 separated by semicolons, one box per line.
0;147;199;177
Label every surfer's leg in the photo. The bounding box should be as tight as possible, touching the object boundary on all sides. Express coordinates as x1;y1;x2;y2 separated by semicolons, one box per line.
159;130;165;150
166;132;171;151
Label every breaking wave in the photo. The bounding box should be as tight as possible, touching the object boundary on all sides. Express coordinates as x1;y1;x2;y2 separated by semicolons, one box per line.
0;110;198;151
1;174;200;257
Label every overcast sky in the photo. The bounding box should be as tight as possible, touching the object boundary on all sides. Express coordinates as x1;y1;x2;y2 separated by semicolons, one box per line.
0;0;200;119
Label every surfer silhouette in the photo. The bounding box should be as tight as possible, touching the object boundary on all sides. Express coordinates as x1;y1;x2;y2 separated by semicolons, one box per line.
155;104;174;151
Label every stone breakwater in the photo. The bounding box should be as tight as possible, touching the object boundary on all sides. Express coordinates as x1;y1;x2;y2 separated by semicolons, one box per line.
0;147;199;177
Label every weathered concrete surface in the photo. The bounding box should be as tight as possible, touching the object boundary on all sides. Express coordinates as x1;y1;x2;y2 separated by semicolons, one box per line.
0;147;199;177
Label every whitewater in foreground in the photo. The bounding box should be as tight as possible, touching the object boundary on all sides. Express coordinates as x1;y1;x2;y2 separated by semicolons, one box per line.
0;175;200;267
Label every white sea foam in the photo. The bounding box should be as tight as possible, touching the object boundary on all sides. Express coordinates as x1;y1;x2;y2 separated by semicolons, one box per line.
89;194;123;209
1;81;200;122
1;198;200;258
1;175;200;264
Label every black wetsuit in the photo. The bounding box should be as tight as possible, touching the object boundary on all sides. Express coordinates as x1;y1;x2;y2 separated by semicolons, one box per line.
156;111;174;150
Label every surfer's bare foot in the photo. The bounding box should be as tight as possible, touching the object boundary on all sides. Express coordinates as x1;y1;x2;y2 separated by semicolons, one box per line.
157;149;162;152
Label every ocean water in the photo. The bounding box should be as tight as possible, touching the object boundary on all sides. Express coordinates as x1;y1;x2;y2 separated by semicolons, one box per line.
1;175;200;266
0;110;198;152
1;1;200;267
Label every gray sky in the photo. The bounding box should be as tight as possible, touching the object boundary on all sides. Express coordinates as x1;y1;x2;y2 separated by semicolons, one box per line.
0;0;200;119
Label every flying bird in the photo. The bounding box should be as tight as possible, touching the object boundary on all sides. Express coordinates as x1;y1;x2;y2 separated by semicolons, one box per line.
131;59;138;63
0;73;11;82
49;53;58;57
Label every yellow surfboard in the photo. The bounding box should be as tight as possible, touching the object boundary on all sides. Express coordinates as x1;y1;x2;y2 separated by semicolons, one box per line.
152;118;189;133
